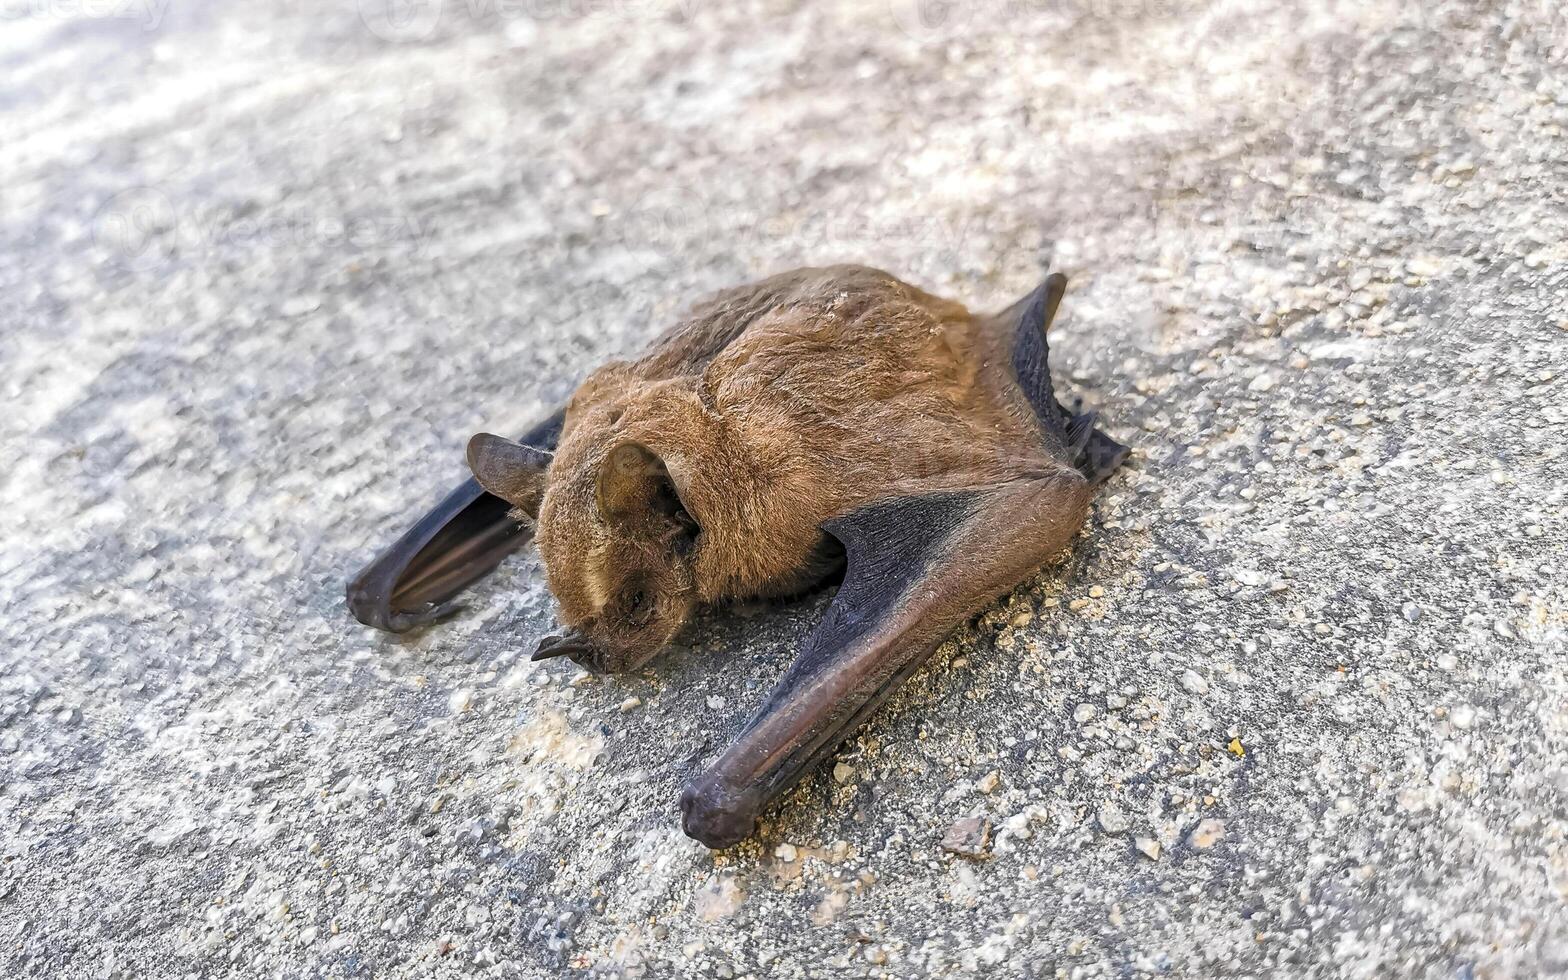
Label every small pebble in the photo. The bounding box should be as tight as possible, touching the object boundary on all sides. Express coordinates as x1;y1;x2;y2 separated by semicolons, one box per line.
1189;819;1226;849
977;770;1001;794
1073;703;1097;724
1003;812;1032;839
832;762;855;784
1097;803;1130;835
618;697;642;713
1135;837;1161;860
1180;670;1209;695
281;295;321;317
940;817;992;858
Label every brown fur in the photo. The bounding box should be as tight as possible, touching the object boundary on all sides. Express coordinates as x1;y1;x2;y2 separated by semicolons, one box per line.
474;266;1080;672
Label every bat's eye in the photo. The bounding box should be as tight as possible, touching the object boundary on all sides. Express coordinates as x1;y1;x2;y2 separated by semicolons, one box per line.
625;588;653;626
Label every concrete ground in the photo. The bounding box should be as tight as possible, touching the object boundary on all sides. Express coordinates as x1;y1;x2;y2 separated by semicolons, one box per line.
2;0;1566;976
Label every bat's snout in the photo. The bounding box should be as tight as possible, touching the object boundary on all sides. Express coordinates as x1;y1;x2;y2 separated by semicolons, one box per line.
679;775;764;849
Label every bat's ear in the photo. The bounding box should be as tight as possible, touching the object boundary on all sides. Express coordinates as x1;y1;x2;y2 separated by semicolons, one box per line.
467;432;551;518
595;441;690;526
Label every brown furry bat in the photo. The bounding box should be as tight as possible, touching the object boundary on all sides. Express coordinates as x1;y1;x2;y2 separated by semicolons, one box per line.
348;265;1127;847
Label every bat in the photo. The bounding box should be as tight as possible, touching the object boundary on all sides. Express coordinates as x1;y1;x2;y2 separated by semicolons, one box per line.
346;266;1128;847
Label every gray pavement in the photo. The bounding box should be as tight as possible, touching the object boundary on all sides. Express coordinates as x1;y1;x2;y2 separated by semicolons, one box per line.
1;0;1566;976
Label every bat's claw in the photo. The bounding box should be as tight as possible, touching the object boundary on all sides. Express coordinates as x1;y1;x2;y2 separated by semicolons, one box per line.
679;774;763;849
531;630;603;670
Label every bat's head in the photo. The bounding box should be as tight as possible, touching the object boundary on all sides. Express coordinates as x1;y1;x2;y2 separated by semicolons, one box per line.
467;431;701;673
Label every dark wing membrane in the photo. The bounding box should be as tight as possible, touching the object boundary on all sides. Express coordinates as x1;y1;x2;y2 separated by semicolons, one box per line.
679;474;1090;848
345;409;564;632
1006;274;1130;485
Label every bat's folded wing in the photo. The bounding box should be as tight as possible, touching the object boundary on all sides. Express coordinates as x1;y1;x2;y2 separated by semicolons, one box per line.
679;473;1090;848
345;409;564;633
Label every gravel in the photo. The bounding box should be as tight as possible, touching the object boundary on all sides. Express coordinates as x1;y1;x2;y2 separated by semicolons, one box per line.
940;818;993;860
2;0;1567;977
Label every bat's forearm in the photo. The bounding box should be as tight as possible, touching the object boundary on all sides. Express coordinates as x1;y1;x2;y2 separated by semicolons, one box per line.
680;478;1088;848
679;621;936;848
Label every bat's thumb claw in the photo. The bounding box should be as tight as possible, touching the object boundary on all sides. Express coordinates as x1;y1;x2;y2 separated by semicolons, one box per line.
679;776;762;849
532;634;576;661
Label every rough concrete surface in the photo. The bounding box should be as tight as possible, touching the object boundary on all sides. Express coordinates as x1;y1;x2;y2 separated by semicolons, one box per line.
2;0;1566;976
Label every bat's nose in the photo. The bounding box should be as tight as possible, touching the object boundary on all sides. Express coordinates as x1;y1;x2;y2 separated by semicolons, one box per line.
679;775;763;849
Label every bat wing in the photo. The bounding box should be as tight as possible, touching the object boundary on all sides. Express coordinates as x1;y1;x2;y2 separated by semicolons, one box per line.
680;272;1130;846
345;410;564;632
1005;273;1130;484
680;472;1092;848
